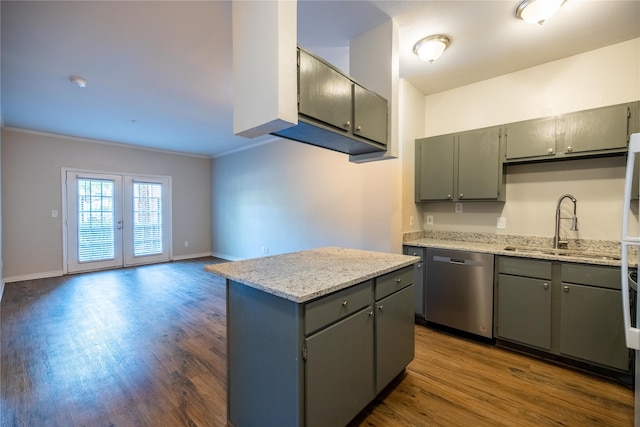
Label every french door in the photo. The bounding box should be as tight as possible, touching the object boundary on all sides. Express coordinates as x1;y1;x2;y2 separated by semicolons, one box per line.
64;170;171;274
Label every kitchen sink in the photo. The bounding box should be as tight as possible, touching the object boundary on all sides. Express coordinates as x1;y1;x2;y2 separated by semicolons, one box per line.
503;246;620;261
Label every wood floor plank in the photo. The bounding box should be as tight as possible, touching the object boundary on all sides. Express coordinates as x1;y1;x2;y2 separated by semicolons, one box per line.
1;258;634;426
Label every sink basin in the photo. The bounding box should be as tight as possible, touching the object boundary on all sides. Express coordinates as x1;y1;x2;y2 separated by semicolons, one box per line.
558;252;621;261
503;246;556;256
503;246;620;261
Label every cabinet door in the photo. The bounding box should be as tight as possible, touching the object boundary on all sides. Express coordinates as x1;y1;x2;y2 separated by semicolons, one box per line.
497;274;551;350
298;49;352;132
376;285;415;393
560;283;630;371
305;306;375;427
416;135;455;201
505;117;556;161
457;127;501;200
557;103;630;155
403;246;425;317
353;84;387;144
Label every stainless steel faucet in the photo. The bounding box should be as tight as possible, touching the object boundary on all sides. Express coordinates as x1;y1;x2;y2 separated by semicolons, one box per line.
554;194;578;249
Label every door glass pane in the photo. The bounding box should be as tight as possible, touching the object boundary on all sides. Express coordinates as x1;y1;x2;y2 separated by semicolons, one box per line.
133;182;163;257
77;178;115;262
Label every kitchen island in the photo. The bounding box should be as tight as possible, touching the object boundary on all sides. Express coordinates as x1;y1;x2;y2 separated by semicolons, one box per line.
205;247;419;427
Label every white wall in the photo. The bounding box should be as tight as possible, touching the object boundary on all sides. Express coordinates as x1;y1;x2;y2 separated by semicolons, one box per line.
211;138;401;260
1;128;212;281
409;38;640;241
400;79;426;234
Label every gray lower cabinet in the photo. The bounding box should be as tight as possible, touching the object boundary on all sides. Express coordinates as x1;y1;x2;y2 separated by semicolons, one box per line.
227;265;415;427
559;263;629;371
375;284;415;393
415;126;504;202
497;273;552;350
496;257;631;373
403;245;426;318
306;306;375;427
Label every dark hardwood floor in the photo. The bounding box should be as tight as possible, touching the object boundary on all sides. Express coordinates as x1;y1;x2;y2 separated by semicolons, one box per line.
1;257;634;426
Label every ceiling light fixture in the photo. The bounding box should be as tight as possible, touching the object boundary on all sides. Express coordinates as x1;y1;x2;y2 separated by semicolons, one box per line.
516;0;565;25
69;75;87;88
413;35;450;63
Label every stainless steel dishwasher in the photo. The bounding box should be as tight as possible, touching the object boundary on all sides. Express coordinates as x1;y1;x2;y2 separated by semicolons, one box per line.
426;248;494;339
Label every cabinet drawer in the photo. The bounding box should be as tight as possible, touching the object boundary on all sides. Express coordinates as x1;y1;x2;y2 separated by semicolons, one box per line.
375;266;414;300
561;263;620;290
305;280;373;335
498;256;551;280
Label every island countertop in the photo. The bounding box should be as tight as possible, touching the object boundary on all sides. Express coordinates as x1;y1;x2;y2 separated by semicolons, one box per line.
205;246;420;303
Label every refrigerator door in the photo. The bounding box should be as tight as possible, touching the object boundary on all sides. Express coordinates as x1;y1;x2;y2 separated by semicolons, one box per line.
621;134;640;351
621;133;640;350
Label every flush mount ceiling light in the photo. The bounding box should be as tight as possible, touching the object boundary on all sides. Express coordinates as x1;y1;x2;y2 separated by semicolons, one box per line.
516;0;566;25
69;75;87;88
413;35;450;63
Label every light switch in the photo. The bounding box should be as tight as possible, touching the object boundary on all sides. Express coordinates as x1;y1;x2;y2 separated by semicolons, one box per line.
497;217;507;229
51;210;58;218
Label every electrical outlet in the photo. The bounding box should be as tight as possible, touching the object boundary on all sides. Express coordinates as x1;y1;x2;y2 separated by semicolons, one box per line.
455;203;463;214
184;241;189;247
497;217;507;229
410;215;414;227
426;215;434;225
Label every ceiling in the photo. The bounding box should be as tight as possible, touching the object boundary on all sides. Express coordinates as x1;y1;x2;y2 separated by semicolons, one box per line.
2;1;639;158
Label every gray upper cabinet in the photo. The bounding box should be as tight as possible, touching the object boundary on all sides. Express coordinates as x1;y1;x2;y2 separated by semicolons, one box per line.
298;48;352;133
416;134;455;201
556;103;630;155
505;102;635;163
416;126;504;202
353;84;388;144
274;48;388;156
458;127;503;200
504;117;556;161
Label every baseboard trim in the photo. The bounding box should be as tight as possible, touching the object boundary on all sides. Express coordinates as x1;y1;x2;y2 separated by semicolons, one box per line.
172;252;217;261
211;252;243;262
4;270;64;284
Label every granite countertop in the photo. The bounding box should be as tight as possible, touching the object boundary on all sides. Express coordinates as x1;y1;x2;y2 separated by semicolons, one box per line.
205;247;420;303
404;236;635;267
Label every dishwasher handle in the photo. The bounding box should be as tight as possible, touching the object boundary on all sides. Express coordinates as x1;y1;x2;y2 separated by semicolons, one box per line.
432;255;484;267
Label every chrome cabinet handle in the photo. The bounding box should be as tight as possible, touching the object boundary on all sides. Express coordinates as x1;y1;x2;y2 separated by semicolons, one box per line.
447;194;453;199
344;120;351;129
342;300;348;307
355;125;362;132
378;305;383;311
547;148;554;155
564;285;569;292
543;282;549;289
368;311;374;316
395;278;401;283
459;193;464;199
566;146;573;153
